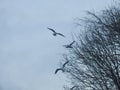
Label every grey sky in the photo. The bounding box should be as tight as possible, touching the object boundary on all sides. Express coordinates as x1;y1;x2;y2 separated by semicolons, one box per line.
0;0;113;90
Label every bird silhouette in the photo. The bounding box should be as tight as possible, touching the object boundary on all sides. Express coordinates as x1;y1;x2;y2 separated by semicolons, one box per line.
62;61;69;67
70;86;79;90
63;41;75;48
55;61;69;74
55;68;64;74
47;27;65;37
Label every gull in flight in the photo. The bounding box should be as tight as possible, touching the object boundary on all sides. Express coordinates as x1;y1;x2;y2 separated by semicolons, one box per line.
55;68;64;74
62;61;69;67
70;86;79;90
63;41;75;48
55;61;69;74
47;27;65;37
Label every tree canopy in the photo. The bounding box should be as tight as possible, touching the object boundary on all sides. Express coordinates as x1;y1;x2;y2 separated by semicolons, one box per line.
58;4;120;90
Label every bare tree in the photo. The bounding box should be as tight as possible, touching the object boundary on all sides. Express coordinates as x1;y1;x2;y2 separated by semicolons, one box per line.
59;4;120;90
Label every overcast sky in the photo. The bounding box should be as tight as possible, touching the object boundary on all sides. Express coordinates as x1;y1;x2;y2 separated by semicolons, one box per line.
0;0;113;90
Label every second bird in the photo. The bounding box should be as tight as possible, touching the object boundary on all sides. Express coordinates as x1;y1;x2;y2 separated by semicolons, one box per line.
63;41;75;48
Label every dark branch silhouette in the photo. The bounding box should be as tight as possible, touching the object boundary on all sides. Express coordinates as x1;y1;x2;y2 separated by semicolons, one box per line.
59;4;120;90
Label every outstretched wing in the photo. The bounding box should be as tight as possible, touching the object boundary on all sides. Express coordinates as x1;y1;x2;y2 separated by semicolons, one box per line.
70;86;79;90
70;41;75;46
57;33;65;37
63;61;69;68
47;28;56;33
55;68;64;74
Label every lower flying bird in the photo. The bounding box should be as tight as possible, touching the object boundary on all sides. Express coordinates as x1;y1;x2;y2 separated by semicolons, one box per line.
55;68;64;74
47;27;65;37
70;86;79;90
63;41;75;48
55;61;69;74
62;61;69;67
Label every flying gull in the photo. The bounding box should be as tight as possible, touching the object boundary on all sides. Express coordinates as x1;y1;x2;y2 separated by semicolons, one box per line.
47;27;65;37
63;41;75;48
55;61;69;74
